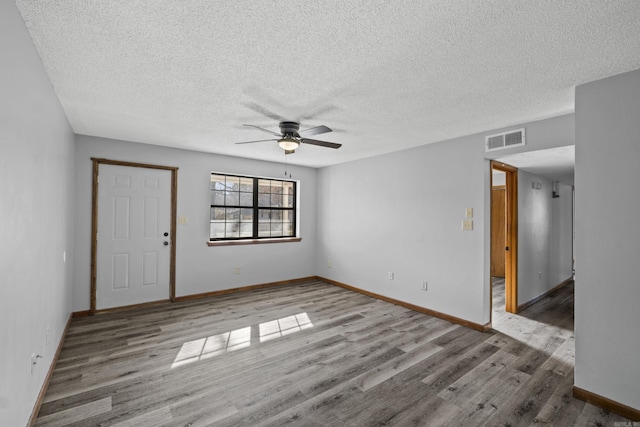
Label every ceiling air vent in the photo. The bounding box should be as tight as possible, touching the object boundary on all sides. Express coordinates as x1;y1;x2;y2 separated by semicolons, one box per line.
485;128;525;152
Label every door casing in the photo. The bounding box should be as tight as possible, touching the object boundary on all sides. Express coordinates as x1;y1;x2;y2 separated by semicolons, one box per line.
90;158;178;314
491;160;518;314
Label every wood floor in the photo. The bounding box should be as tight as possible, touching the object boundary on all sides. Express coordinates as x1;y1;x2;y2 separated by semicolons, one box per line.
35;279;630;426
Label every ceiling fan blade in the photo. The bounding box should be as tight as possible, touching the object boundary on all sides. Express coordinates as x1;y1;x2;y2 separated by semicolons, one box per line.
235;138;277;145
243;124;282;137
300;138;342;149
299;125;332;137
300;105;339;121
242;102;283;121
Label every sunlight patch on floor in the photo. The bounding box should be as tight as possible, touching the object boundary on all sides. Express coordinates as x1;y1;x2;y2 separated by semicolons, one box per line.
259;312;313;342
171;312;313;368
171;326;251;368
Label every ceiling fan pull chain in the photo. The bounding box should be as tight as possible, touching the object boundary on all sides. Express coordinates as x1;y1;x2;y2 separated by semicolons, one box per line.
284;153;293;179
284;153;289;177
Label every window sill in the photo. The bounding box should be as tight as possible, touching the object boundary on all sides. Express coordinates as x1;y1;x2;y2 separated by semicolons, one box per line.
207;237;302;247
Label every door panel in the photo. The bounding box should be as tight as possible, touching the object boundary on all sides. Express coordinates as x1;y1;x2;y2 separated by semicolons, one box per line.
113;196;130;239
97;164;171;310
491;187;506;278
143;251;158;286
112;254;129;289
143;198;158;239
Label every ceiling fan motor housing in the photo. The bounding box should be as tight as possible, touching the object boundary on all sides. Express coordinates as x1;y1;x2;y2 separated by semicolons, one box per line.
279;121;300;137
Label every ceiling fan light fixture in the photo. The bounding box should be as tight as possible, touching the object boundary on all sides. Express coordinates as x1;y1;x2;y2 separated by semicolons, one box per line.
278;136;299;151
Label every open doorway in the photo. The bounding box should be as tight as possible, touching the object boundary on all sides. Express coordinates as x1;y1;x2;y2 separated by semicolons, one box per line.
491;161;518;322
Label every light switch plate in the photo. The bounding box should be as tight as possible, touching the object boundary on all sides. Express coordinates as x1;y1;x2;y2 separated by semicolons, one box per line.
465;208;473;218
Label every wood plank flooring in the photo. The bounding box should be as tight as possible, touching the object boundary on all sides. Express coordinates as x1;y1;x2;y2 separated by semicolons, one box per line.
35;279;630;426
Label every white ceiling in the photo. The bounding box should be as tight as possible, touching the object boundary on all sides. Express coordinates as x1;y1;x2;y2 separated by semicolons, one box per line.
16;1;640;168
496;145;575;185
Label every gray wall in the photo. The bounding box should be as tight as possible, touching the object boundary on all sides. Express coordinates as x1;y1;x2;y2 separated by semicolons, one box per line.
318;135;489;323
0;2;75;425
316;114;575;326
550;182;574;288
517;171;573;305
575;68;640;410
73;136;318;311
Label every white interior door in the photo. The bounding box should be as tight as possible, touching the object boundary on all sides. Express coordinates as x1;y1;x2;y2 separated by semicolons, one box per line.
97;164;172;310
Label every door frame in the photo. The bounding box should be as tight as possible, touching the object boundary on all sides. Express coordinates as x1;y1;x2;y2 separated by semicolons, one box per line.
90;158;178;314
491;160;518;314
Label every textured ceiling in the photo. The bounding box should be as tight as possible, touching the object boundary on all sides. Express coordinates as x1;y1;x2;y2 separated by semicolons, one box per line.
15;0;640;167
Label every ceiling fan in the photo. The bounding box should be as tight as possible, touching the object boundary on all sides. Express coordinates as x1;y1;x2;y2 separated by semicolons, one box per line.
236;121;341;154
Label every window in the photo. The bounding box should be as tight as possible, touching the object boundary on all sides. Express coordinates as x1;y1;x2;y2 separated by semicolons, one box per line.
210;173;296;241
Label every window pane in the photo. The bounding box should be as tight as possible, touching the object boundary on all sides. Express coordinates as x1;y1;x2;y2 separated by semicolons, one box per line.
225;222;240;238
240;192;253;207
212;207;226;221
258;223;270;237
284;197;293;208
271;223;283;235
258;194;270;206
270;210;282;221
211;175;226;190
258;209;270;222
226;176;240;191
240;223;252;237
283;223;293;236
226;191;240;206
210;222;225;239
240;208;253;222
258;180;270;194
212;190;225;205
283;181;294;193
271;182;283;193
283;182;294;208
225;208;239;221
270;194;283;207
239;177;253;192
282;210;293;222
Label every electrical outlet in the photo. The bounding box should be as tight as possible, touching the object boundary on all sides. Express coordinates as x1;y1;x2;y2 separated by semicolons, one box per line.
422;281;428;291
234;267;240;275
327;260;332;268
462;220;473;231
388;272;394;280
178;216;188;225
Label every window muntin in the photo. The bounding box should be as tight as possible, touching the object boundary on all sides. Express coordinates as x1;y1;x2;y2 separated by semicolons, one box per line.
210;174;296;241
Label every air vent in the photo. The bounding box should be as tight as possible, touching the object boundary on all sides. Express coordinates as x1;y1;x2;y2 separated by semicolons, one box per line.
485;128;525;152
